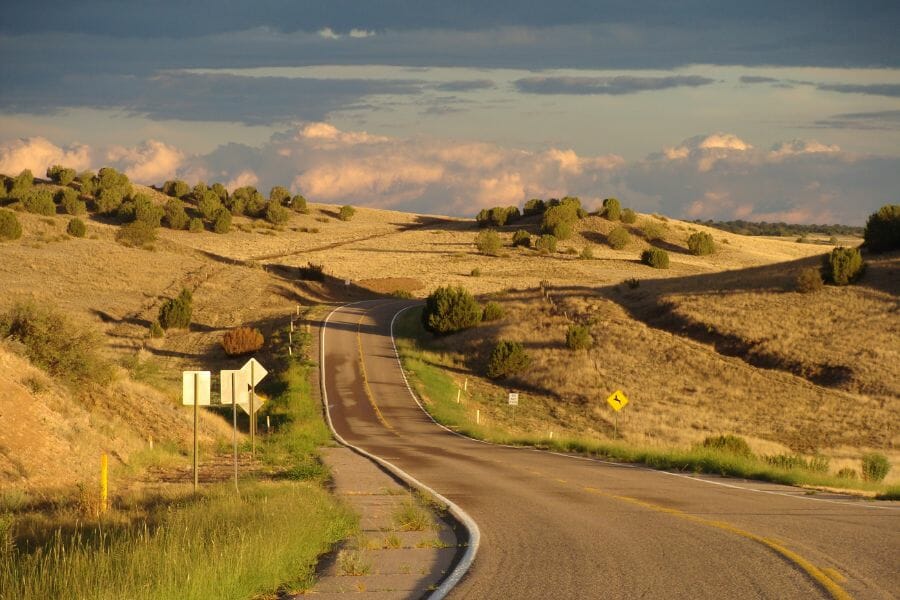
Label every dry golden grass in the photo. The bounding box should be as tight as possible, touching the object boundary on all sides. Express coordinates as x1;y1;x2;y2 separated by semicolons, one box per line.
2;188;891;487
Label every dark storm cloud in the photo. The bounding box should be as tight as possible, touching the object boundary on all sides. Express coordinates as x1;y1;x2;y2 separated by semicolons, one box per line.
0;71;424;125
514;75;715;95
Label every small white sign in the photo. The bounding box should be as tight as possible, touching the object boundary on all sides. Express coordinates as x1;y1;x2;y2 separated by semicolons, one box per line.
345;279;351;287
182;371;211;406
508;392;519;406
241;358;268;387
220;369;250;405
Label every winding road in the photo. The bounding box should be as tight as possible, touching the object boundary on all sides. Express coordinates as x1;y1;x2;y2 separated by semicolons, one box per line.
321;299;899;599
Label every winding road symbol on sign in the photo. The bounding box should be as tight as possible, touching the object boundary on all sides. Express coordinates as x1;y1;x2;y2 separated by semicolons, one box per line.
606;390;629;412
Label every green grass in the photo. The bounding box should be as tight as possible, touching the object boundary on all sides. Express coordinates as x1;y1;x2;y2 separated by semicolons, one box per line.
391;496;434;532
875;486;900;501
393;307;893;497
1;315;358;598
1;482;354;599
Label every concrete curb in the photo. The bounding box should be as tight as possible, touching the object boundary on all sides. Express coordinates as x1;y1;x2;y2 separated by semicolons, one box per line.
320;301;481;600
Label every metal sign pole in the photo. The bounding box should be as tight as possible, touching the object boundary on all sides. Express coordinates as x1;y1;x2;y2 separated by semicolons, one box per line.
193;372;199;493
250;360;256;457
232;372;239;493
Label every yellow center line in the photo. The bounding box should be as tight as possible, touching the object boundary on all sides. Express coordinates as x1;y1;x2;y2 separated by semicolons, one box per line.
356;312;395;433
579;486;851;600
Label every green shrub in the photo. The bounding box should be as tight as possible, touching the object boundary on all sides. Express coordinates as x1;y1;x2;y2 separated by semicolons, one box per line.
607;226;631;249
46;165;76;186
338;205;356;221
863;204;900;253
116;220;157;247
75;171;97;197
229;186;264;216
22;188;56;215
523;198;545;216
701;434;753;457
580;245;594;259
641;247;670;269
823;246;864;285
602;198;621;221
162;179;190;198
6;169;33;198
269;186;291;204
470;267;481;277
687;232;716;256
158;289;193;330
422;286;482;335
482;302;504;321
535;234;557;254
265;200;290;225
290;194;309;213
213;208;232;234
130;194;164;226
197;191;222;220
565;324;593;350
0;301;113;386
149;321;165;338
764;454;829;473
621;208;637;224
486;340;530;379
210;182;228;202
861;453;890;482
541;204;579;240
511;230;531;247
164;198;189;229
96;167;131;194
0;209;22;241
795;267;824;293
94;186;127;215
476;206;519;227
56;188;86;215
66;218;86;237
475;229;502;255
188;217;204;233
641;222;666;241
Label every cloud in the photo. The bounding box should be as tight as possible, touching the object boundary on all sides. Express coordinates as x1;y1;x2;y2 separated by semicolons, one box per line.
0;137;91;176
349;29;375;39
105;140;184;184
225;170;259;191
660;133;752;171
317;27;340;40
514;75;715;95
432;80;495;92
740;75;779;84
811;110;900;130
816;83;900;98
768;139;840;160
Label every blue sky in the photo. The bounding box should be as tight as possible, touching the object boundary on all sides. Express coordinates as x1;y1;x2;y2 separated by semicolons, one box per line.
1;1;899;224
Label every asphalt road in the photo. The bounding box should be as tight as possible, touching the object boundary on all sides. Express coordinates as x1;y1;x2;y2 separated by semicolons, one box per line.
321;299;900;599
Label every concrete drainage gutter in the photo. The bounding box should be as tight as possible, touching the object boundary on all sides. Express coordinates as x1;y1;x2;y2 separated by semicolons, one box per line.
319;302;481;600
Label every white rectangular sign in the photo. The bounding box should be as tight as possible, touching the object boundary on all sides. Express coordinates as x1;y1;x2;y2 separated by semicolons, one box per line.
508;392;519;406
220;369;250;405
182;371;211;406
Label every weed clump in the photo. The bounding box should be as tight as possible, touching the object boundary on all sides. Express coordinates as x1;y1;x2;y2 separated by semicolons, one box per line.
535;234;557;254
580;245;594;259
475;229;502;256
222;326;264;356
66;218;86;238
565;324;593;350
158;289;193;330
149;321;165;338
701;434;753;457
297;262;325;281
687;232;716;255
0;301;113;386
823;246;864;285
641;222;666;242
482;302;504;322
116;220;157;247
641;247;670;269
0;209;22;241
861;453;890;482
863;204;900;252
836;468;857;480
188;217;204;233
621;208;637;224
486;340;530;379
764;454;829;473
795;267;824;293
607;226;630;250
423;286;482;335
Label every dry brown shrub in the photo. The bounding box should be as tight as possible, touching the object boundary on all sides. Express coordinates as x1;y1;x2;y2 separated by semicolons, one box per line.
222;326;264;356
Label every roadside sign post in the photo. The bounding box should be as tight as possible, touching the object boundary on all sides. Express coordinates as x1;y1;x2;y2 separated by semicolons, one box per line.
182;371;211;492
508;392;519;427
240;358;268;457
606;390;630;438
221;369;249;492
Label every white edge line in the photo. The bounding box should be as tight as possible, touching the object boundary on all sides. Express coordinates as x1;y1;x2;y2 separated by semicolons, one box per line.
389;304;898;513
320;301;481;600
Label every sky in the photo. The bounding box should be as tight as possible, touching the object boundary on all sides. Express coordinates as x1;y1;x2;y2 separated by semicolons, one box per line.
1;1;899;224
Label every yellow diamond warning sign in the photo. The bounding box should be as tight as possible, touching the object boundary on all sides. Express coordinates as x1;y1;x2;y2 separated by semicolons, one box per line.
606;390;629;412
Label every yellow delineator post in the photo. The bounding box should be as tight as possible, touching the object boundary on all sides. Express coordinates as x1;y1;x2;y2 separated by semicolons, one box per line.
606;390;630;438
100;453;108;515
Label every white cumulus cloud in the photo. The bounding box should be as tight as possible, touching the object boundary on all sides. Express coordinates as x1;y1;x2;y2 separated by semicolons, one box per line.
0;137;91;177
